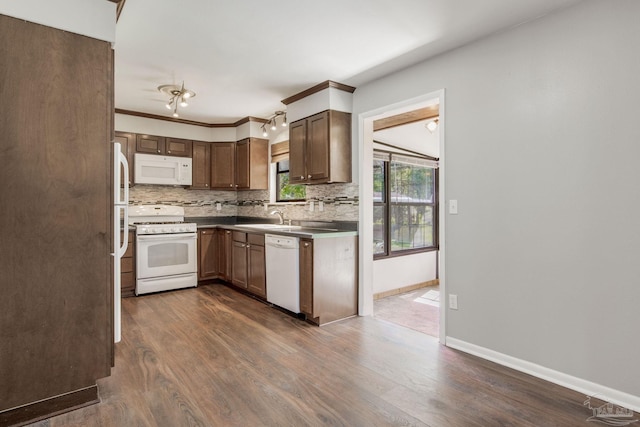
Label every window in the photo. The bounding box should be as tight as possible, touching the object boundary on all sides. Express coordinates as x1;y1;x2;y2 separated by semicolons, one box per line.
276;159;306;201
374;151;438;258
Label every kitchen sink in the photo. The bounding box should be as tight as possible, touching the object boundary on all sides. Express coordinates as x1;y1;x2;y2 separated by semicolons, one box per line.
237;224;303;230
236;224;339;234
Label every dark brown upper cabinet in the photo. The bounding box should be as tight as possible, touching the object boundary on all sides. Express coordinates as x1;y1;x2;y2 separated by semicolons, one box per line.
211;142;236;189
191;141;211;189
236;138;268;190
114;131;135;187
210;139;268;190
135;134;192;157
289;110;351;185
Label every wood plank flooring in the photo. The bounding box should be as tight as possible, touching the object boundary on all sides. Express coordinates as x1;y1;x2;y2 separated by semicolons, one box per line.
374;286;440;337
30;284;595;426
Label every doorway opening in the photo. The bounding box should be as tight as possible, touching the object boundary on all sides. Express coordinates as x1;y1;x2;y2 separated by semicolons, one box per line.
358;90;446;341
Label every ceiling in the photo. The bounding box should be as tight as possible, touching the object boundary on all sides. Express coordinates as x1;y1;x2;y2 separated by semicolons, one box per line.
114;0;582;124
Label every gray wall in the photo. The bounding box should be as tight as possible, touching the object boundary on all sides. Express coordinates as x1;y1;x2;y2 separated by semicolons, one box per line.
354;0;640;397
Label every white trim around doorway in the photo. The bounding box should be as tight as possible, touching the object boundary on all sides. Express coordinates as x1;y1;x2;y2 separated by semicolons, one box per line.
358;88;447;344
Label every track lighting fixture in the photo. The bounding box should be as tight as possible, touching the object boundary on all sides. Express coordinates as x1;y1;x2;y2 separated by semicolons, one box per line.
260;110;287;137
157;81;196;118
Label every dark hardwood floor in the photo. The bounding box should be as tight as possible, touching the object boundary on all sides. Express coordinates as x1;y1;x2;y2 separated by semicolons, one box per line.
30;284;594;426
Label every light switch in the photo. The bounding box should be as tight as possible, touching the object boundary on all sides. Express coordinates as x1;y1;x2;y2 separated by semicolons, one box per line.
449;199;458;214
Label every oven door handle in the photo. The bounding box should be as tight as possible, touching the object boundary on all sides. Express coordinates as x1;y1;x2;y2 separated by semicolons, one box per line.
137;233;197;242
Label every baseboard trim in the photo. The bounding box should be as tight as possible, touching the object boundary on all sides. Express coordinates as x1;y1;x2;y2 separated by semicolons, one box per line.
446;337;640;412
0;385;99;426
374;279;439;300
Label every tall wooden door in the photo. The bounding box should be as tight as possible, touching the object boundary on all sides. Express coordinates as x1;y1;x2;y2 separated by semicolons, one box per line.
0;15;112;417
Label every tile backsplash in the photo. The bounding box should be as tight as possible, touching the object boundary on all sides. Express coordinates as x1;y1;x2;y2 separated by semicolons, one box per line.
129;183;359;222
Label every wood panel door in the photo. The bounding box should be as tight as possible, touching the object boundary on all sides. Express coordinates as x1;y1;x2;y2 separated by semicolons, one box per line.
288;119;307;184
191;141;211;189
0;14;112;417
136;134;165;154
165;138;192;157
211;142;236;189
306;111;330;182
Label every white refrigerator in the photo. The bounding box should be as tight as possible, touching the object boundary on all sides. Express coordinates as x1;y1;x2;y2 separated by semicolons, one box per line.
112;142;129;343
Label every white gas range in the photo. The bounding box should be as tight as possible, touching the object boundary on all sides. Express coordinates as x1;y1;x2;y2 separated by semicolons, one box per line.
129;205;198;295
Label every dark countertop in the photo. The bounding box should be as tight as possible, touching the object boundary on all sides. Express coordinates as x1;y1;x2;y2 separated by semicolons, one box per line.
187;216;358;239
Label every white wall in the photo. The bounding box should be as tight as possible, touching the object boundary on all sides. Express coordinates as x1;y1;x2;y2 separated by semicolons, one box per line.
0;0;115;43
355;0;640;402
373;252;437;294
115;113;236;141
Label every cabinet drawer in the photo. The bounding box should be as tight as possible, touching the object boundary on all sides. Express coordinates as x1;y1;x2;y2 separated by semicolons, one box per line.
121;257;133;273
232;231;247;242
247;233;264;246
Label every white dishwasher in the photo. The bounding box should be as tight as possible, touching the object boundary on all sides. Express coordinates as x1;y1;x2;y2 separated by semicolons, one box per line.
265;234;300;313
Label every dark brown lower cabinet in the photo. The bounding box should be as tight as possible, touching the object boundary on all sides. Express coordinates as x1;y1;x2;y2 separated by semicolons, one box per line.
246;234;266;298
299;236;358;325
219;228;232;281
231;232;248;289
198;229;219;280
121;231;136;297
230;231;266;298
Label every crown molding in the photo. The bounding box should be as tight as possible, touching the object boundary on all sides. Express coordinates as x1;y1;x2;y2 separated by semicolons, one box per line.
114;109;266;128
281;80;356;106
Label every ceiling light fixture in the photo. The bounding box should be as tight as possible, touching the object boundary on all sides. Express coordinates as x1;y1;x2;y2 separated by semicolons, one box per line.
157;82;196;118
261;110;287;137
426;118;439;133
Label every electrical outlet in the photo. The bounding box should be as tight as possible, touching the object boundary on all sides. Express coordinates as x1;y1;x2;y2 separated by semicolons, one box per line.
449;294;458;310
319;201;324;211
216;202;222;211
309;201;314;212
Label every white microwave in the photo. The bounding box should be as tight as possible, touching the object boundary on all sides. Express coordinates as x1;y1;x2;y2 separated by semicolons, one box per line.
134;153;192;185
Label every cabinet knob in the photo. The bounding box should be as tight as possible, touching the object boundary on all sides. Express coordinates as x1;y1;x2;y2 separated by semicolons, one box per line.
229;184;233;187
308;174;312;179
300;176;305;179
246;244;251;248
168;150;171;153
205;184;208;187
226;231;231;234
157;149;161;153
304;242;310;247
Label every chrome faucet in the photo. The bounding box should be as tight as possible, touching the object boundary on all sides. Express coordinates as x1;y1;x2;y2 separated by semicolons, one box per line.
270;209;285;224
